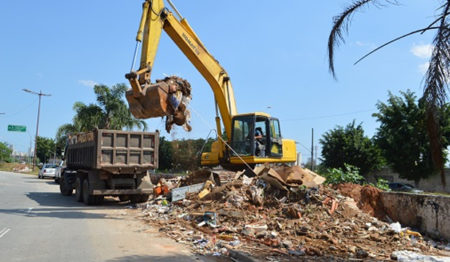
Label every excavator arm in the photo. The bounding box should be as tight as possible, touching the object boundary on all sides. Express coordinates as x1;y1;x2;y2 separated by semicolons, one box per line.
126;0;297;168
125;0;237;140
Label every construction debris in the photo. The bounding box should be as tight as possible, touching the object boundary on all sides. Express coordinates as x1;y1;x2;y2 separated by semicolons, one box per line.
126;76;192;133
133;165;447;260
391;250;450;262
12;164;31;173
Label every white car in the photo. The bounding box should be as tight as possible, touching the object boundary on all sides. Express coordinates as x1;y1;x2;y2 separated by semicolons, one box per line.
38;164;58;179
54;161;65;183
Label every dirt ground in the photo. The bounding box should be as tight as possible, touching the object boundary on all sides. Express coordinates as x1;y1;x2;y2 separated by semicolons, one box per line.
334;183;387;220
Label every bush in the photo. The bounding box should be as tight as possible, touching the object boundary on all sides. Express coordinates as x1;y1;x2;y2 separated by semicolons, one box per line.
321;164;391;191
373;178;390;191
322;164;365;185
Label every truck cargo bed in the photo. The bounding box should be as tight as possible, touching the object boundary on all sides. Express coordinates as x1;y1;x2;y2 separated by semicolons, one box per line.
66;129;159;173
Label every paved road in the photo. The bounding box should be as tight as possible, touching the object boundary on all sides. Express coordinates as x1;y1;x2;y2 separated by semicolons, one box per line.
0;171;203;262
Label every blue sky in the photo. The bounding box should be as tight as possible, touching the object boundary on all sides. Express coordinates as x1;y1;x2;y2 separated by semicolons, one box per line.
0;1;436;162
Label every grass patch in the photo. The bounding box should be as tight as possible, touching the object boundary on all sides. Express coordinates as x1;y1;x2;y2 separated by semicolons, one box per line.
0;162;39;175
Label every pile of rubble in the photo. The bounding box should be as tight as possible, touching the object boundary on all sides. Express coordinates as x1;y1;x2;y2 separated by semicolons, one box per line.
136;165;448;261
12;164;31;173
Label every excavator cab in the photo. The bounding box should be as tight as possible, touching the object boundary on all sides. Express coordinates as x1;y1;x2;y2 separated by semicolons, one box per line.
230;113;283;159
201;112;296;168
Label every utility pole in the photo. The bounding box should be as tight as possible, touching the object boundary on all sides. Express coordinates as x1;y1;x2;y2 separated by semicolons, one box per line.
23;89;51;170
311;128;314;171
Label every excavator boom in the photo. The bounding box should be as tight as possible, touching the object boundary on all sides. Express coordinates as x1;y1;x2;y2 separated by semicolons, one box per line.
126;0;236;138
125;0;297;168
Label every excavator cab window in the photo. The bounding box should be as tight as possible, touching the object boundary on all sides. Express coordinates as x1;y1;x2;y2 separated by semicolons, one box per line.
255;117;268;157
231;115;272;158
269;118;283;157
230;115;254;156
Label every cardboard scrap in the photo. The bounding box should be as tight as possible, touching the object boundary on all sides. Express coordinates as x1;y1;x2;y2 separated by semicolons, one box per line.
254;165;325;188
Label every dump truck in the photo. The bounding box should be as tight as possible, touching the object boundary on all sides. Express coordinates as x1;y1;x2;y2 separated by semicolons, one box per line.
59;129;158;205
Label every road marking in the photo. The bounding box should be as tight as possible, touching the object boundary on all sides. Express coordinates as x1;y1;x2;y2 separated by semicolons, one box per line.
26;207;34;217
0;228;10;238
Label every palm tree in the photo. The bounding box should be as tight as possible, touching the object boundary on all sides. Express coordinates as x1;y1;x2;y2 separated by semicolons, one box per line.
56;83;147;152
93;84;147;130
328;0;450;186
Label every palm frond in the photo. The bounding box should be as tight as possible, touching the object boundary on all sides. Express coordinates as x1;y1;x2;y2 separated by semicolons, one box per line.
328;0;401;78
423;0;450;186
328;0;375;78
354;26;439;65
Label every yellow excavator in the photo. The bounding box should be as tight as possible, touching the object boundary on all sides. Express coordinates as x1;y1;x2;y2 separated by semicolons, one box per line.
125;0;297;170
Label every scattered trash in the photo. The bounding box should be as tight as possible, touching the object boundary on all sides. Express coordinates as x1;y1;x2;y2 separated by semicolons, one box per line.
170;182;204;202
390;222;403;233
13;165;31;173
134;164;442;260
198;180;214;199
391;250;450;262
402;229;422;238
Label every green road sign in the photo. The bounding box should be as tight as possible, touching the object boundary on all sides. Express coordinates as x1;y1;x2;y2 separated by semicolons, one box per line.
7;125;26;132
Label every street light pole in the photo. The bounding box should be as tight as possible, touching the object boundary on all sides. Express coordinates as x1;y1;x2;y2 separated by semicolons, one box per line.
23;89;51;170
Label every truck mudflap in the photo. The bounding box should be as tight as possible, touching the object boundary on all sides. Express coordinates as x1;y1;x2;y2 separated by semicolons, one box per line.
91;189;153;196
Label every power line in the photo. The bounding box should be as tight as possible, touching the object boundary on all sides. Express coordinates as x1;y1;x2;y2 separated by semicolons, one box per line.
1;98;38;119
296;141;312;153
282;109;375;121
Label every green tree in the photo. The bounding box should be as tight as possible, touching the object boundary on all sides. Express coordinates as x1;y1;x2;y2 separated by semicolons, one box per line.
158;136;173;171
171;138;210;171
92;84;147;130
373;90;450;182
57;84;148;154
36;136;56;164
55;123;79;158
320;121;384;175
70;84;147;131
0;142;12;162
328;0;450;185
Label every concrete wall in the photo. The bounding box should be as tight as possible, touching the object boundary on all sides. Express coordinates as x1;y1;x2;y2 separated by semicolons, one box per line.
381;192;450;240
367;168;450;193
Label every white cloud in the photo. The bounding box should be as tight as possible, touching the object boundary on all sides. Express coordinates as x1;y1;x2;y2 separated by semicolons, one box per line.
418;62;430;74
78;80;98;88
411;44;433;59
355;41;375;48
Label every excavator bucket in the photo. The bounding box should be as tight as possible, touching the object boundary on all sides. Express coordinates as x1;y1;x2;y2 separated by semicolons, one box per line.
126;82;170;119
126;76;192;133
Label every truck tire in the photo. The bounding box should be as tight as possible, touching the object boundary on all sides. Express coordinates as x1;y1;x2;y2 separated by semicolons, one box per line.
75;177;83;202
130;194;150;204
60;176;73;196
82;179;103;205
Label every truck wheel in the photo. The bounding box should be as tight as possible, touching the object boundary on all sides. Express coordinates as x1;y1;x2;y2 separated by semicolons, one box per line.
130;194;150;203
94;196;104;205
60;176;73;196
75;177;83;202
82;179;100;205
